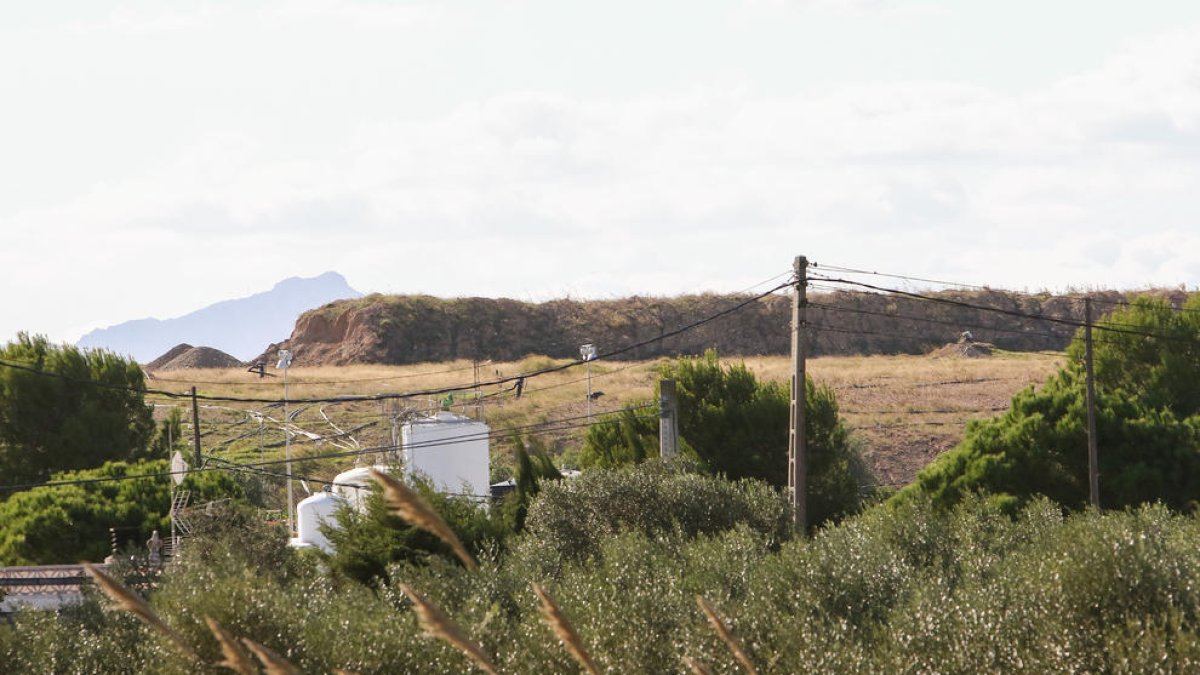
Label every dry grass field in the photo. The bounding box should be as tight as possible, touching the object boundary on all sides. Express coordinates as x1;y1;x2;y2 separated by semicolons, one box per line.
145;349;1064;490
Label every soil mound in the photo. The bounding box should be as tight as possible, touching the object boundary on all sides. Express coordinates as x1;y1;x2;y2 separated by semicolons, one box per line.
148;345;245;371
930;341;994;358
145;344;194;369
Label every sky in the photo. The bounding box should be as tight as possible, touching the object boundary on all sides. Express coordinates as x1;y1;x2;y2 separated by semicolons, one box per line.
3;0;1200;345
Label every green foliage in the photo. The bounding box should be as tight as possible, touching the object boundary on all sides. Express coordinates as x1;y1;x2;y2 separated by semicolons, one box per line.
1086;294;1200;418
513;460;791;574
148;407;185;460
0;459;245;565
502;438;562;532
321;478;511;586
579;406;658;469
580;350;868;526
9;491;1200;672
901;293;1200;511
0;333;154;485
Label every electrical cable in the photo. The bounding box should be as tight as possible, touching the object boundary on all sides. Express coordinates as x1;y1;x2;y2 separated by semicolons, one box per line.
0;405;658;493
806;300;1073;343
0;281;790;405
812;276;1200;346
812;262;992;291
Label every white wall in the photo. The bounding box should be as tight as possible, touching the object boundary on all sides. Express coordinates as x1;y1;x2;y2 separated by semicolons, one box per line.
402;412;490;500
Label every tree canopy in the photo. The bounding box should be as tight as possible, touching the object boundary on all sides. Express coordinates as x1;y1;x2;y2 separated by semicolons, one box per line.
580;350;867;527
900;294;1200;511
0;459;245;565
0;334;155;487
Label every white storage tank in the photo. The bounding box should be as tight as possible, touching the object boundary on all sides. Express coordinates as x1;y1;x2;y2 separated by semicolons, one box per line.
289;490;348;554
332;466;381;512
402;411;490;501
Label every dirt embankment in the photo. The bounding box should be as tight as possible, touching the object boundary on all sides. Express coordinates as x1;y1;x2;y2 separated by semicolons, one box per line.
256;301;394;367
256;288;1188;367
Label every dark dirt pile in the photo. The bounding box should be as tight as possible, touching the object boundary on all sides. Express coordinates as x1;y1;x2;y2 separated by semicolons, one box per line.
145;344;194;369
147;344;245;371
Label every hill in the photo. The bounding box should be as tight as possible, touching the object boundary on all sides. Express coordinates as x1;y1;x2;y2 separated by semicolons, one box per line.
77;271;362;363
258;288;1188;366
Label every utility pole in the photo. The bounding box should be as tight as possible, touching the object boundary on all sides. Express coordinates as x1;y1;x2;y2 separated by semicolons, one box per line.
1085;298;1100;509
788;256;808;532
276;349;294;537
580;343;597;420
659;378;679;459
190;387;202;468
473;359;482;420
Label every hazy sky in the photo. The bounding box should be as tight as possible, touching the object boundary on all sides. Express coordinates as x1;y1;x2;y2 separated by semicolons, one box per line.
4;0;1200;344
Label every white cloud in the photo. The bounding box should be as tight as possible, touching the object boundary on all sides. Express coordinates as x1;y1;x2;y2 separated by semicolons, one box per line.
5;17;1200;343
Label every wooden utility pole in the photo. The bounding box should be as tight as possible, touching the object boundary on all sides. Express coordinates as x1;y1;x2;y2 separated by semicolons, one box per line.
1085;298;1100;509
788;256;808;532
659;378;679;458
190;387;202;468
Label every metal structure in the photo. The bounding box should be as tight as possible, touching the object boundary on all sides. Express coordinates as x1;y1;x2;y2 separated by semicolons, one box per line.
276;348;295;536
580;343;597;419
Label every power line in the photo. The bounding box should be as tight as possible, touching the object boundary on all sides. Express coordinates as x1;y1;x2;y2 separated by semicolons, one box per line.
0;281;789;405
812;262;992;291
205;406;660;472
0;405;657;493
0;465;225;493
812;276;1200;346
806;300;1072;343
731;269;795;295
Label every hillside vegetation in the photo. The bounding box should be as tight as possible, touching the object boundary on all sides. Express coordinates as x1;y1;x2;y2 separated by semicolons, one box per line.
260;288;1189;366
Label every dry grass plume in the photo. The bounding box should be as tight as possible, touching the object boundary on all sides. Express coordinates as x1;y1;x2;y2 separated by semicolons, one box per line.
531;582;600;675
697;595;757;675
369;468;477;570
241;637;303;675
203;616;258;675
400;583;499;675
82;563;199;662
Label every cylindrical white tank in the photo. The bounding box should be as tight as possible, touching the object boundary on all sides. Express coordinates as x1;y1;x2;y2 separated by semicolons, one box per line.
291;491;347;554
402;411;490;501
332;466;377;512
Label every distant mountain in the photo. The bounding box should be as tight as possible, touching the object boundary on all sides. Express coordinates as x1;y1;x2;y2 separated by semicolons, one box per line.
77;272;362;363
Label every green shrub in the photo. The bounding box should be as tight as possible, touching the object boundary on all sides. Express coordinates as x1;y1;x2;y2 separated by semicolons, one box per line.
0;460;246;565
322;479;511;586
898;293;1200;512
512;460;790;575
581;350;869;528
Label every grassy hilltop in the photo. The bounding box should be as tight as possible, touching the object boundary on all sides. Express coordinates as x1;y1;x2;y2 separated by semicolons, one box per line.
254;288;1191;367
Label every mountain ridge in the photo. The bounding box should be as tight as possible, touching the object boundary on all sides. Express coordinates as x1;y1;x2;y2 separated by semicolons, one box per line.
77;271;362;362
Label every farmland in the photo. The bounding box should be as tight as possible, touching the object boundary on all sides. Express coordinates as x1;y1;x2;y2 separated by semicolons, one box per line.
152;349;1064;489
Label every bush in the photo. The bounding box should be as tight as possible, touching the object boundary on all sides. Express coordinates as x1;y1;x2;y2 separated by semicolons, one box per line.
581;350;869;527
7;477;1200;673
322;479;511;586
512;460;790;574
0;459;247;565
899;293;1200;512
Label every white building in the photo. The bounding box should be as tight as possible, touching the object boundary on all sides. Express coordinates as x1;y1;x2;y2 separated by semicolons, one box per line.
402;411;490;501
